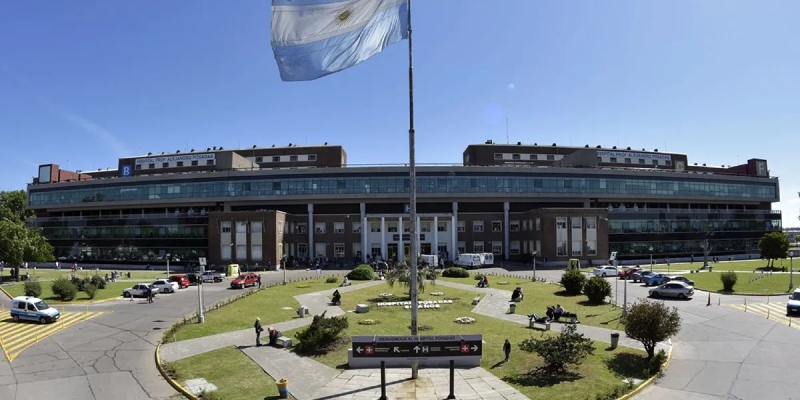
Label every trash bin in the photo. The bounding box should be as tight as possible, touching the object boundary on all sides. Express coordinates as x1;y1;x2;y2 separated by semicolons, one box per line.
509;303;516;314
610;333;620;349
276;378;289;399
297;306;307;318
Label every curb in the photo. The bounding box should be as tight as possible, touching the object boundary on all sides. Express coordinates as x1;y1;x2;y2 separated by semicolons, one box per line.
49;296;123;306
155;342;199;400
617;338;673;400
0;286;12;301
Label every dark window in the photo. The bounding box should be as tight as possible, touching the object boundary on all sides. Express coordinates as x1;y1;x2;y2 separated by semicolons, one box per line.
290;155;298;161
191;160;199;166
512;154;520;160
256;157;263;163
494;153;502;160
176;161;184;167
162;162;169;168
206;159;214;165
135;165;142;170
148;163;155;169
272;156;280;162
308;155;317;161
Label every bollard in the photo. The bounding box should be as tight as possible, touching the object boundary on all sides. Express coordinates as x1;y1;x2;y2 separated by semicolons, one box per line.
718;298;721;306
744;298;747;312
767;308;770;319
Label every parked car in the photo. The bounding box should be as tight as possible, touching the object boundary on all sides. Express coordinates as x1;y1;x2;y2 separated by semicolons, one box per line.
10;296;60;324
151;279;179;293
649;282;694;299
787;288;800;315
168;275;190;289
618;267;641;280
202;271;225;283
667;276;695;286
631;270;654;283
592;266;619;277
123;283;159;298
642;273;669;286
186;273;202;285
230;273;260;289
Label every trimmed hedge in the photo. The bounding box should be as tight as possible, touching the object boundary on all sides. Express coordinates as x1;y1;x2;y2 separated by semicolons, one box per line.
442;267;469;278
347;265;375;281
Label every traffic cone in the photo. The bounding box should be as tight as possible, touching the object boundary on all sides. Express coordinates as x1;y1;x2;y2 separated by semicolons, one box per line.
707;292;711;306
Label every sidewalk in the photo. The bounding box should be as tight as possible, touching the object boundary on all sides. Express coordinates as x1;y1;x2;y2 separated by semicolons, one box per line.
434;280;669;353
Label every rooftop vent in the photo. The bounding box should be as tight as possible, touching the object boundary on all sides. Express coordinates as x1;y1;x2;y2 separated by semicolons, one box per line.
485;140;493;144
585;144;589;148
626;147;631;150
289;143;293;147
534;143;537;145
252;145;257;148
161;152;165;155
694;163;698;166
642;148;646;151
272;145;275;147
207;148;211;151
213;146;217;150
612;146;617;149
654;149;658;152
147;152;152;156
596;145;601;148
176;150;180;153
552;143;556;146
219;147;223;150
324;142;328;145
703;163;706;166
517;141;522;145
190;149;194;152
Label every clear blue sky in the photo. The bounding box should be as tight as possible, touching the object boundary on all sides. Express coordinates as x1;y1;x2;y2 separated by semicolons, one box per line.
1;1;798;225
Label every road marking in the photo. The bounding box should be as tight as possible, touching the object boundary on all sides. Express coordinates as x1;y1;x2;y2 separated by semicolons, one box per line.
728;302;799;330
0;310;104;361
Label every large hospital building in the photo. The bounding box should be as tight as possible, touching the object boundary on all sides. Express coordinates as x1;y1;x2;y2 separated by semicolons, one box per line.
27;141;782;267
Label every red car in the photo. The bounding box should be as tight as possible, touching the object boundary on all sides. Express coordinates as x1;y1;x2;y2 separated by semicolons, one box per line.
230;273;259;289
618;267;641;280
168;275;190;289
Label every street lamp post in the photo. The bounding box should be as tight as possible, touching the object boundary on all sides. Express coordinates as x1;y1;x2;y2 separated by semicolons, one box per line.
166;253;171;277
531;251;538;281
197;260;206;323
649;246;653;272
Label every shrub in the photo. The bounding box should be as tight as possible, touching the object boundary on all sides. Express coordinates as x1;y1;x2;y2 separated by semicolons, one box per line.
720;271;737;291
51;276;78;302
518;324;595;375
624;299;682;359
294;312;349;354
560;269;586;295
325;276;339;283
583;276;612;304
90;275;107;290
347;265;375;281
646;349;668;375
23;280;42;297
84;283;98;299
442;267;469;278
473;274;486;281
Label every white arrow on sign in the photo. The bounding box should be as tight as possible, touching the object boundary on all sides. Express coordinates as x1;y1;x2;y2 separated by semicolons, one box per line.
413;346;420;353
393;347;401;353
471;345;479;352
356;347;363;354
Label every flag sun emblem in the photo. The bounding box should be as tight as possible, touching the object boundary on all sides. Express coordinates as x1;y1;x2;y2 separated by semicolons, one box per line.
336;9;352;23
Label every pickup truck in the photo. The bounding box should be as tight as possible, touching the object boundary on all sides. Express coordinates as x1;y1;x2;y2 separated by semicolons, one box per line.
618;267;641;280
202;271;225;283
123;283;159;298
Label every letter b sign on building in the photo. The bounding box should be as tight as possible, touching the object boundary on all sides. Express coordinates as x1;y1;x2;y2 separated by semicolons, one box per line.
120;165;133;177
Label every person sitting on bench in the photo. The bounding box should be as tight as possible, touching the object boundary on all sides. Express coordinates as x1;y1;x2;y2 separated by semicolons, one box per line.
331;290;341;305
554;304;580;323
268;327;282;346
546;305;555;321
511;287;523;301
477;276;489;288
528;313;548;324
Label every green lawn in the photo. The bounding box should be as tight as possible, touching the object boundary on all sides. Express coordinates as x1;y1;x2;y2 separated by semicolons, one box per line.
3;279;130;303
281;282;649;400
649;259;795;273
688;271;796;295
439;276;626;331
167;346;286;400
171;278;354;342
3;268;167;282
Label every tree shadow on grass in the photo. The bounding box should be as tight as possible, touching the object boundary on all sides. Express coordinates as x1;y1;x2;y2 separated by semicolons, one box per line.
577;300;608;307
605;352;649;379
554;290;581;297
503;370;581;388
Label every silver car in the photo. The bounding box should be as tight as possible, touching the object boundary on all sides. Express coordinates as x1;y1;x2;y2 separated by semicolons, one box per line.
667;276;695;286
649;282;694;300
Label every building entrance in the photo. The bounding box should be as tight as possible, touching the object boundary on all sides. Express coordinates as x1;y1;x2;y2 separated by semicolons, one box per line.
421;243;432;255
387;244;398;261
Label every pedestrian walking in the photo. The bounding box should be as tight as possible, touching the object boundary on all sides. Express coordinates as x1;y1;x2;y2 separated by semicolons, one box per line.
257;274;262;289
147;286;153;303
503;339;511;362
255;318;263;346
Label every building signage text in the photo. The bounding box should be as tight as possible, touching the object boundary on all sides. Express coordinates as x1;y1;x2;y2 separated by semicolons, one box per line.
596;151;671;161
135;153;215;165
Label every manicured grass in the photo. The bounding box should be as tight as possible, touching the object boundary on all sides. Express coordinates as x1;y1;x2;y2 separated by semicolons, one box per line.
688;271;796;295
3;268;167;282
172;278;353;342
440;276;626;331
282;282;649;400
168;346;285;400
654;259;792;272
3;279;130;302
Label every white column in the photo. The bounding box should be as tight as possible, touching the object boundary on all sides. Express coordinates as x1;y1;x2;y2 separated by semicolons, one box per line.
433;216;439;257
380;217;386;262
416;215;422;257
504;202;510;261
360;203;367;263
398;217;404;261
307;204;314;259
452;202;458;259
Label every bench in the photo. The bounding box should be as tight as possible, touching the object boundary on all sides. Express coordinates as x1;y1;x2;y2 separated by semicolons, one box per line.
472;297;481;305
340;281;352;287
275;336;292;348
355;304;370;313
529;320;551;331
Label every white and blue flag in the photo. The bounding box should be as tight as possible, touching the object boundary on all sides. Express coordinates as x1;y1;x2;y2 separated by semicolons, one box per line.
270;0;409;81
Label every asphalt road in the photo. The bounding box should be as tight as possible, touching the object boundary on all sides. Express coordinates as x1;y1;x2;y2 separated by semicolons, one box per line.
0;269;344;400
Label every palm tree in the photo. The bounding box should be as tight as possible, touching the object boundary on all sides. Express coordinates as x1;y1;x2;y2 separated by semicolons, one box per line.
385;262;439;293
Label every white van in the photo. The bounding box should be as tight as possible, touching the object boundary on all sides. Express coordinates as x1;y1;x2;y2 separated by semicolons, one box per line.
420;254;439;267
482;253;494;266
456;253;482;269
788;288;800;315
10;296;60;324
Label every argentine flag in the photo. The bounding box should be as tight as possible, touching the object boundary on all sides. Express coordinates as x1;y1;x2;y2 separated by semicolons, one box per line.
271;0;409;82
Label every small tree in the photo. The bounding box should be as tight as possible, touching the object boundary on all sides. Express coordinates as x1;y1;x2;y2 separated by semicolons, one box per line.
624;299;681;359
560;269;586;295
583;276;612;304
385;262;438;293
720;271;737;292
758;232;790;268
294;311;349;354
518;324;595;375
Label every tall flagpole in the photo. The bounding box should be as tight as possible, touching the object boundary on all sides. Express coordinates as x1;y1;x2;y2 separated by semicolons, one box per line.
406;0;420;380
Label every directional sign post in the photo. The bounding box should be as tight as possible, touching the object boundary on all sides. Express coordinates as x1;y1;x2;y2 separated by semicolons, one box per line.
352;334;483;360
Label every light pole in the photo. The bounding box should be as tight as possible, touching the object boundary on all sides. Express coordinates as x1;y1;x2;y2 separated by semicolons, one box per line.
617;258;628;316
649;246;653;272
282;256;287;285
531;251;538;281
166;253;171;277
197;260;205;323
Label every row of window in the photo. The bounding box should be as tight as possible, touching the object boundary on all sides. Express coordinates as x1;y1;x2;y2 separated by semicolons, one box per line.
608;219;782;234
42;226;207;240
494;152;672;166
252;154;317;163
51;246;207;262
136;159;216;169
29;174;777;205
609;238;759;256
